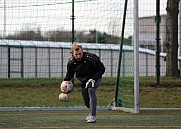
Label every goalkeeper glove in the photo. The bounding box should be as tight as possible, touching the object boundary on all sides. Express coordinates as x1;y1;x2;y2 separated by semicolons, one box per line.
85;79;95;88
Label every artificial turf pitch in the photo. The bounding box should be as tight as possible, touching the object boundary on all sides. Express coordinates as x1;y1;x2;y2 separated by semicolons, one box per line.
0;110;181;129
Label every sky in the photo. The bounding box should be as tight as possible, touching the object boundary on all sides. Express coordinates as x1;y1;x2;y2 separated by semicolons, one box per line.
0;0;167;38
139;0;167;17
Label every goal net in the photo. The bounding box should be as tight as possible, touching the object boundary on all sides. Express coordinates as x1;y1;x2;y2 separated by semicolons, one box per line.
0;0;139;112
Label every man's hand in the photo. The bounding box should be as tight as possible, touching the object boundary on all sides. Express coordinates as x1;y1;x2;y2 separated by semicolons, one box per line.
85;79;95;88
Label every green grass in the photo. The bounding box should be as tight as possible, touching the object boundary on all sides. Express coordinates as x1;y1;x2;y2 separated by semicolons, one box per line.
0;77;181;108
0;110;181;129
0;77;181;129
0;78;115;107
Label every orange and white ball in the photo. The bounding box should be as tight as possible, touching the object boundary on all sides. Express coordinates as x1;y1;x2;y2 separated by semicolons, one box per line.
60;81;74;94
59;93;68;102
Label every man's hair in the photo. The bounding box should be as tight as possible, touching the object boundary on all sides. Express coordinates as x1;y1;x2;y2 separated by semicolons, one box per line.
72;42;82;52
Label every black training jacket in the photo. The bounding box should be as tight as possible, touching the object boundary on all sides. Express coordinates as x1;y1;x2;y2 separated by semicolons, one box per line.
64;52;105;86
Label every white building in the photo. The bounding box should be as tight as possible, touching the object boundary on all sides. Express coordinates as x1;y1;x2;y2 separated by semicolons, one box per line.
139;15;167;52
0;40;168;78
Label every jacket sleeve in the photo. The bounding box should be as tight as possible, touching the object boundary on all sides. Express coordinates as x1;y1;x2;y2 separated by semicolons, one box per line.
91;55;106;80
64;60;75;81
92;61;105;80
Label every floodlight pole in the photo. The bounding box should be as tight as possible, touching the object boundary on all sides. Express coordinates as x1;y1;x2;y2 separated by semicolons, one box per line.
71;0;75;84
155;0;161;85
71;0;75;44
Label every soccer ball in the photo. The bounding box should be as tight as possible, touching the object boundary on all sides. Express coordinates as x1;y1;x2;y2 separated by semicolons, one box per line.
59;93;68;101
60;81;73;93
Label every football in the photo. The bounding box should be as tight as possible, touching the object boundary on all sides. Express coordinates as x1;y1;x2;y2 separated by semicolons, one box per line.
60;81;74;93
58;93;68;101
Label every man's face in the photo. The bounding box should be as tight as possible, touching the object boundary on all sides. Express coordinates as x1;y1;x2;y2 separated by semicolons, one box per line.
72;48;83;61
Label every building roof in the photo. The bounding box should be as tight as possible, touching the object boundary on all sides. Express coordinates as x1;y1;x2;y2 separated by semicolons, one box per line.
0;39;167;57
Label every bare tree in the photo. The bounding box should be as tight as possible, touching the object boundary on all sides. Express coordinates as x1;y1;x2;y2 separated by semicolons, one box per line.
165;0;180;77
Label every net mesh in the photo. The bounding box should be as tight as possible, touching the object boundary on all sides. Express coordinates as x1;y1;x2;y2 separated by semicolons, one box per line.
0;0;136;110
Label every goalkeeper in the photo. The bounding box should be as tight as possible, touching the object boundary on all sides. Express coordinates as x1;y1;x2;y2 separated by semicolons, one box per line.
64;42;105;123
